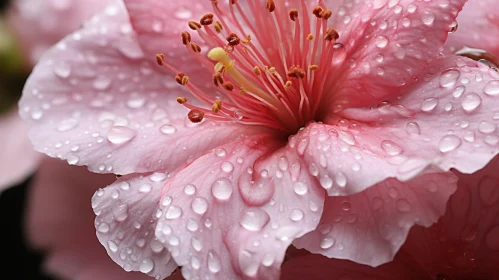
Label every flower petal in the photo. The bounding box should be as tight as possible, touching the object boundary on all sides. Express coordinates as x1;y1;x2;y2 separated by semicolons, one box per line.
294;172;456;267
0;109;40;191
331;0;466;107
92;172;177;279
280;254;417;280
7;0;114;65
443;0;499;56
399;154;499;279
19;2;251;175
155;134;325;279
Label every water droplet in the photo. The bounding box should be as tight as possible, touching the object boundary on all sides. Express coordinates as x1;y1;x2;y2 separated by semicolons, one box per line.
67;155;80;165
93;76;112;90
278;156;289;170
320;175;333;189
160;124;176;135
191;197;208;215
239;250;259;277
297;136;309;156
484;80;499;96
290;209;304;221
139;258;154;273
211;177;233;200
375;35;389;48
97;223;110;233
165;205;182;219
53;61;71;78
396;199;412;212
57;118;79;132
240;208;270;231
421;11;435;26
191;237;203;252
478;121;496;134
421;97;439;112
107;126;137;144
406;122;421;135
452;85;465;98
439;69;460;87
335;172;347;187
107;240;118;252
139;184;152;193
207;251;222;273
381;140;403;156
461;92;482;112
215;148;226;157
293;182;308;195
184;184;196;195
113;203;129;221
187;218;199;232
438;135;462;153
220;161;234;173
320;237;335;249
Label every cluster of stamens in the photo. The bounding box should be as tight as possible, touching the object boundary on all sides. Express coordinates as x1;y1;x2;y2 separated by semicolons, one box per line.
155;0;342;133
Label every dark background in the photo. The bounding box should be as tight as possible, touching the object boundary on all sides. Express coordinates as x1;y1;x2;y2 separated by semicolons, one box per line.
0;0;52;278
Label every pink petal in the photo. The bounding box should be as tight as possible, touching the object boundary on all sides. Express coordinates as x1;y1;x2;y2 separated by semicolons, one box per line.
20;2;252;175
399;154;499;279
7;0;114;65
280;254;417;280
294;172;456;267
330;0;466;107
24;159;145;280
0;109;40;191
154;134;325;279
92;172;178;278
443;0;499;56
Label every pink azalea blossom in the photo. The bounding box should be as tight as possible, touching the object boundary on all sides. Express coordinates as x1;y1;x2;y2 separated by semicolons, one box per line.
281;155;499;280
19;0;499;279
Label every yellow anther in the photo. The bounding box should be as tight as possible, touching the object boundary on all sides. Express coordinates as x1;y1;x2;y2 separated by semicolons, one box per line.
309;65;319;70
285;81;293;88
269;67;276;74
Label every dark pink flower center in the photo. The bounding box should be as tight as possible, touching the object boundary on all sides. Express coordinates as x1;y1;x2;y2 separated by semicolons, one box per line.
157;0;343;134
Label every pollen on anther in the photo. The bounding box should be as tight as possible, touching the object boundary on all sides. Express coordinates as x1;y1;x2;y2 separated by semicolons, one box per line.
309;65;319;71
222;81;234;91
226;33;241;46
214;21;223;33
307;34;314;40
287;66;306;79
188;109;204;123
324;28;339;41
312;6;323;18
200;14;214;25
266;0;275;12
155;54;165;66
213;73;224;86
188;21;201;30
212;99;222;113
253;66;261;75
320;10;333;20
176;96;188;104
175;72;189;85
285;81;292;88
190;43;202;53
289;9;299;21
181;31;191;45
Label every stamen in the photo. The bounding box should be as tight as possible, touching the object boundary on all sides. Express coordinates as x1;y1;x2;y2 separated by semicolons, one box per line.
181;31;191;45
324;28;339;41
288;9;299;21
212;99;223;112
214;21;223;33
266;0;275;12
213;73;224;86
226;33;241;46
200;14;214;25
155;54;165;66
175;72;189;85
190;43;202;53
188;21;201;30
176;96;188;104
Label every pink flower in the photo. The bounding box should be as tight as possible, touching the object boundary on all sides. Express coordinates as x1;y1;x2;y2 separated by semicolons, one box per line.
281;155;499;280
19;0;499;279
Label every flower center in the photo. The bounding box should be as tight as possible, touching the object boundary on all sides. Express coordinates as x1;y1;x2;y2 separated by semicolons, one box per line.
156;0;342;134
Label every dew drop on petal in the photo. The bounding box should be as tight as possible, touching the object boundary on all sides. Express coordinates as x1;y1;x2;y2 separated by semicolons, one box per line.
290;209;304;221
293;182;308;195
484;80;499;96
320;237;335;249
381;140;403;156
406;122;421;135
439;69;460;87
139;258;154;274
438;135;462;153
165;205;182;219
421;97;439;112
191;197;209;215
107;126;137;144
240;208;270;231
461;92;482;112
207;250;222;273
211;177;233;200
160;124;176;135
